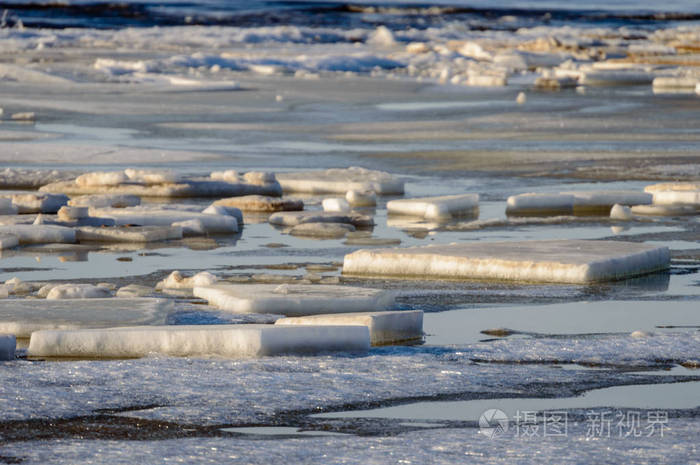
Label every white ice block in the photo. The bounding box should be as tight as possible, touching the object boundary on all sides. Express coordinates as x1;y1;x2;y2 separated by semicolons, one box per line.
89;207;238;233
0;225;76;244
57;206;89;221
201;205;243;224
45;284;112;300
0;234;18;250
387;194;479;220
610;204;633;220
342;240;670;284
76;225;183;242
156;271;218;290
212;195;303;212
193;284;395;316
68;194;141;208
27;324;370;359
124;168;180;184
0;334;15;360
8;193;68;214
507;191;652;215
346;190;377;207
277;167;404;195
75;171;128;187
322;198;351;213
268;211;373;228
644;182;700;206
275;310;423;346
652;76;698;89
0;298;173;338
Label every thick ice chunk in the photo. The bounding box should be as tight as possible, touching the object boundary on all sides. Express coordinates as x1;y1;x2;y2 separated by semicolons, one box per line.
75;171;128;187
193;284;395;316
342;240;670;284
269;211;373;228
76;225;183;243
8;193;68;214
277;167;404;195
275;310;423;346
644;182;700;205
116;284;153;298
201;205;243;224
0;225;76;244
0;168;74;189
124;169;180;184
212;195;303;212
652;76;698;89
0;334;15;360
322;198;350;213
156;271;218;290
68;194;141;208
0;234;18;250
507;191;652;215
57;206;89;221
346;190;377;207
290;222;355;239
0;298;173;338
610;204;633;220
46;284;112;300
387;194;479;220
89;207;238;233
27;324;370;359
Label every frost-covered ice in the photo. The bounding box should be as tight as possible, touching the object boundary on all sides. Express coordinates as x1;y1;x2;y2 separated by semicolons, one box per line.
45;284;113;300
644;182;700;206
27;324;370;359
506;191;652;216
387;194;479;220
343;240;670;284
0;224;76;244
193;284;395;316
212;195;303;212
0;298;172;338
156;271;218;290
76;226;183;243
269;211;373;228
0;333;15;360
68;194;141;208
277;167;404;195
89;207;238;234
276;310;423;346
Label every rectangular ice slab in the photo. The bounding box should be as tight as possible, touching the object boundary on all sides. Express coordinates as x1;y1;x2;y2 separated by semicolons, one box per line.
506;191;652;216
0;225;76;244
76;226;183;243
342;240;670;284
193;284;395;316
27;324;370;359
387;194;479;220
0;334;15;360
644;182;700;206
0;298;173;338
275;310;423;346
89;207;237;233
277;167;404;195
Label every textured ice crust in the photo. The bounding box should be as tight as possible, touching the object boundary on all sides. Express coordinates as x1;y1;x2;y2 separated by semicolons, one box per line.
0;298;173;338
193;284;395;316
275;310;423;346
27;324;371;358
343;240;670;284
387;194;479;220
277;167;404;195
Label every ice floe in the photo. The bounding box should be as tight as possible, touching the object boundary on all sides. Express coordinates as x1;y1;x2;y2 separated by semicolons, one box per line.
644;182;700;206
387;194;479;220
289;222;355;239
0;168;73;189
0;224;76;244
268;211;373;228
277;167;404;195
45;284;112;300
609;204;634;220
322;198;351;213
7;193;68;214
212;195;303;212
76;225;183;243
506;191;652;216
27;324;370;359
115;284;153;298
0;298;173;338
342;240;670;284
275;310;423;346
193;284;395;316
88;207;238;234
345;190;377;207
0;334;15;360
68;194;141;208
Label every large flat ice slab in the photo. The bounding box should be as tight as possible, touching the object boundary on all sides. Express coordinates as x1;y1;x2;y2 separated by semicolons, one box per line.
193;284;395;316
0;225;76;244
27;324;370;359
342;240;670;284
269;211;373;228
506;191;652;216
275;310;423;346
0;298;173;338
0;334;15;360
89;207;237;234
76;226;183;243
212;195;303;212
387;194;479;220
277;167;404;195
644;182;700;206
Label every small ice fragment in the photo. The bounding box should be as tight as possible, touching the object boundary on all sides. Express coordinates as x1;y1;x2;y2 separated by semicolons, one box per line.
57;206;89;221
630;330;653;338
11;112;35;121
322;198;350;213
516;92;526;104
387;194;478;220
610;204;633;220
368;25;396;47
273;284;289;295
345;190;376;207
156;271;218;290
275;95;284;102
